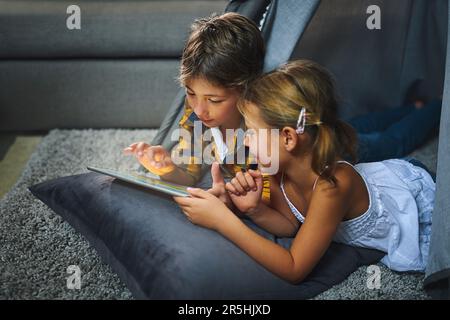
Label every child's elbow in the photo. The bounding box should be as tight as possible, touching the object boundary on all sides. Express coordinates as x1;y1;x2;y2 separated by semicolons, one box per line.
284;264;308;285
286;273;306;285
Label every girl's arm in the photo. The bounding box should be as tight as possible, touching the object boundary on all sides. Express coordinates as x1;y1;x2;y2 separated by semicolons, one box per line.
245;175;303;237
227;173;301;237
246;202;299;238
217;178;351;284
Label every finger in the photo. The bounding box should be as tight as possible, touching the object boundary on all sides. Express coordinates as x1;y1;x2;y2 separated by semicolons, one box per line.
152;146;167;162
243;171;257;191
231;177;245;195
124;143;139;155
225;182;240;196
173;196;192;207
178;206;191;219
123;147;134;155
249;170;263;186
155;151;173;169
129;142;138;150
236;172;250;191
187;187;210;199
182;210;193;222
207;186;220;197
136;142;148;157
248;169;262;179
145;147;157;165
211;162;225;185
147;146;168;166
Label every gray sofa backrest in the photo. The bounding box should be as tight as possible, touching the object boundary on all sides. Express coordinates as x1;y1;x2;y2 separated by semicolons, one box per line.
0;0;227;131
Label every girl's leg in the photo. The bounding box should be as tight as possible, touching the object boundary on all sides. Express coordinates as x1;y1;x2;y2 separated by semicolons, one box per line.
357;99;442;162
348;104;415;134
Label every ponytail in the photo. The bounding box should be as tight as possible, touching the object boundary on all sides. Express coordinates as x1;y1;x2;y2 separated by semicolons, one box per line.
311;124;338;185
311;120;357;186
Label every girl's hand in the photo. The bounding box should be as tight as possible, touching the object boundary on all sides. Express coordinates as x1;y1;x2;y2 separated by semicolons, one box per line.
226;169;263;214
173;188;231;231
207;162;233;209
123;142;175;176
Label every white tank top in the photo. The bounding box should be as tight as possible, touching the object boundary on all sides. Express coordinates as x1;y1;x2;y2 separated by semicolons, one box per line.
279;159;434;272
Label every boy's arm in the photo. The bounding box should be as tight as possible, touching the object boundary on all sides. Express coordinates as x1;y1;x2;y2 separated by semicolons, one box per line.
159;165;197;186
159;129;204;186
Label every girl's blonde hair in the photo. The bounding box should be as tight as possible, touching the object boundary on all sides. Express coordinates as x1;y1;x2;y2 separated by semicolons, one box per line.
238;60;357;184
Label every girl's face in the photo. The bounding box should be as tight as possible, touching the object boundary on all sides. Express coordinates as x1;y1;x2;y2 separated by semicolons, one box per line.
243;103;290;174
185;78;241;129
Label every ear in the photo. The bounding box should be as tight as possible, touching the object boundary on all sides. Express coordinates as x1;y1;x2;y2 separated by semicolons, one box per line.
280;127;300;152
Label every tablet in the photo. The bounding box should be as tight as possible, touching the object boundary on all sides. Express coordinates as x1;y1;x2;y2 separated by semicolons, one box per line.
87;166;190;197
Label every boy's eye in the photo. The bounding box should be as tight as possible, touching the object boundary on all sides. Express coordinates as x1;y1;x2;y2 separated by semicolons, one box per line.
186;91;195;96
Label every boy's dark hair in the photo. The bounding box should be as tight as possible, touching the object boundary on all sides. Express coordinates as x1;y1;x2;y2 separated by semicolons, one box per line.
179;12;265;90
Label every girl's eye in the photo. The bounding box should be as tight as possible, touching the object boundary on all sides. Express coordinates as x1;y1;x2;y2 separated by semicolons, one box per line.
209;99;224;104
186;91;195;96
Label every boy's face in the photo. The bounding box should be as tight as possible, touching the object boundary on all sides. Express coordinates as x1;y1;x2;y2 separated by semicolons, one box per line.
185;78;241;129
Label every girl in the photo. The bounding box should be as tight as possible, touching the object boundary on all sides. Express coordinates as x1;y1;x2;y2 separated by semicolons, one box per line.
174;60;435;283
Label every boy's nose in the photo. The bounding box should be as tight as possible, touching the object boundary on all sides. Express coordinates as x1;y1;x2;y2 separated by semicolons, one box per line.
194;101;209;119
244;135;250;147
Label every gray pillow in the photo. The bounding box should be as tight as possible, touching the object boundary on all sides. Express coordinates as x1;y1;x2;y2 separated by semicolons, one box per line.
28;172;384;299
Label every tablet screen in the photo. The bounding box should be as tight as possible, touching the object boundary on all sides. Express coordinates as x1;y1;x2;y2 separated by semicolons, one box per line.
87;166;190;197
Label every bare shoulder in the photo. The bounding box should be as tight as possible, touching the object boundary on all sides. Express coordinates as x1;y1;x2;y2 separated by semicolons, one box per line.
313;163;369;220
314;164;358;199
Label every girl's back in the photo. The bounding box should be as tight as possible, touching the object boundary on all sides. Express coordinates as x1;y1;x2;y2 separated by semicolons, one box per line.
273;158;434;272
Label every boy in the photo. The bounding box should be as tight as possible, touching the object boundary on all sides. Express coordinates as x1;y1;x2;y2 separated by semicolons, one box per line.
123;12;270;203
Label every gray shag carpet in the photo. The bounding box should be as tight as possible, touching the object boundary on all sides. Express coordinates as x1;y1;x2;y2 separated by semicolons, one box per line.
0;129;438;299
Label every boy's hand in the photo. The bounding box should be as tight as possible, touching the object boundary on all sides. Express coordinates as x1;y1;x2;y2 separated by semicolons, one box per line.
207;162;233;209
123;142;175;176
225;169;263;214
